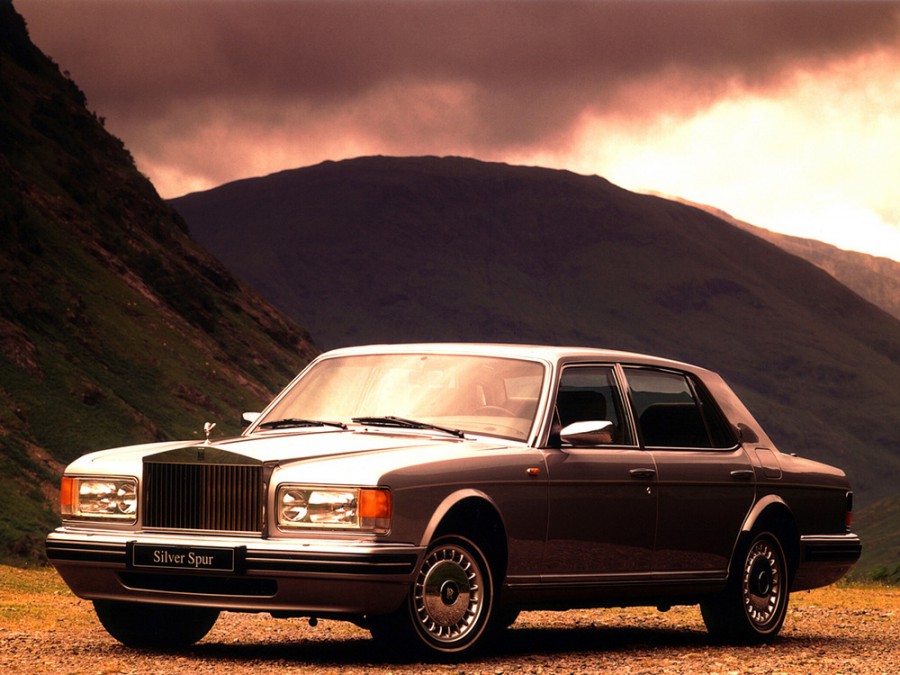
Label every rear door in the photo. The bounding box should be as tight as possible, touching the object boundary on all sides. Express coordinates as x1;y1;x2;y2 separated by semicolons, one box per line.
622;367;754;576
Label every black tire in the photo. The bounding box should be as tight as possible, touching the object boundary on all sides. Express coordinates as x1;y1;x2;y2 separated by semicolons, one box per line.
701;530;790;644
93;600;220;649
494;607;520;631
370;535;494;656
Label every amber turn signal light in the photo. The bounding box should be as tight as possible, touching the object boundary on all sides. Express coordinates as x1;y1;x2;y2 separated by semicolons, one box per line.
359;488;392;519
60;476;74;515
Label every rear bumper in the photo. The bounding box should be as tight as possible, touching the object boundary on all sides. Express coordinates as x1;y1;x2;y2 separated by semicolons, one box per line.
792;533;861;591
46;529;423;617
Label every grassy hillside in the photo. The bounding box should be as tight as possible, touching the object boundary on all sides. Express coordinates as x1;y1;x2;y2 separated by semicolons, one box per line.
850;495;900;584
0;1;317;563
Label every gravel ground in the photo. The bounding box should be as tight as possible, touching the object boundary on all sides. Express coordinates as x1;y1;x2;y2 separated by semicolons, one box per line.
1;567;897;674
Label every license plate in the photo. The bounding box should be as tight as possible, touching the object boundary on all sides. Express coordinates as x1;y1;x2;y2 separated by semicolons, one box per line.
131;543;236;572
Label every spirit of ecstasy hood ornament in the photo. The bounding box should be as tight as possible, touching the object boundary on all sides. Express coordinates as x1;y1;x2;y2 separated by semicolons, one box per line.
203;422;216;445
198;422;216;460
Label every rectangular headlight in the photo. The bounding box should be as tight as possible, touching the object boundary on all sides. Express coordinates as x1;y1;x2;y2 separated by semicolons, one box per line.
61;476;137;523
277;485;391;533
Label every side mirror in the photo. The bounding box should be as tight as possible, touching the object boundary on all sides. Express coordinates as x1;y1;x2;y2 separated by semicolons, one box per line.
241;412;261;429
560;420;614;447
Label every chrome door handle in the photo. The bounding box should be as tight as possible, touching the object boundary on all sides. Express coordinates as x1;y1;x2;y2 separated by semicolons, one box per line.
730;469;755;481
629;468;656;480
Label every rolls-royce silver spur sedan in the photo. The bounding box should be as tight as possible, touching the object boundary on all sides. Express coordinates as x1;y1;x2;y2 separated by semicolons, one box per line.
46;343;860;656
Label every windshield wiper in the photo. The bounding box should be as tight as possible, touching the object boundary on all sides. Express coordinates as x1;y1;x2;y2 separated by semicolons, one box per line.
257;418;347;430
351;416;465;439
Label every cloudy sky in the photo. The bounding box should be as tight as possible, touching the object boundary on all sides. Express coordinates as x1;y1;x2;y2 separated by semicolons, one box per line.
17;0;900;261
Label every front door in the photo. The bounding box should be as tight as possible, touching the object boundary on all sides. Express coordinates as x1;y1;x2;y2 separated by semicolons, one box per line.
542;365;657;581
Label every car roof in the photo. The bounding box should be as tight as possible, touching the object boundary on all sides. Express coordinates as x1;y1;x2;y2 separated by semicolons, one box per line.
318;343;711;374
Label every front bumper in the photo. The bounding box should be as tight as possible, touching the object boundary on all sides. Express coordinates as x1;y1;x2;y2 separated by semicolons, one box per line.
792;533;862;591
46;528;423;617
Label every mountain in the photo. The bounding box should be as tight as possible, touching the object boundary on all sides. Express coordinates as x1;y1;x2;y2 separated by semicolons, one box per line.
671;198;900;323
0;1;317;562
172;155;900;512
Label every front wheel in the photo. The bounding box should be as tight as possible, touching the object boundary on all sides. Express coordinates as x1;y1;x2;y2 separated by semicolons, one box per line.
701;531;790;643
370;535;494;656
94;600;220;649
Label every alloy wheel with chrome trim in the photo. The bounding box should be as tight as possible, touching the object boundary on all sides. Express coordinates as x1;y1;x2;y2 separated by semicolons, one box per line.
409;535;493;653
701;530;790;643
741;535;785;631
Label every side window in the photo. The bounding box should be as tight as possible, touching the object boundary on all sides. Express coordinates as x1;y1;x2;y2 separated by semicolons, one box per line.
555;366;633;445
625;368;732;449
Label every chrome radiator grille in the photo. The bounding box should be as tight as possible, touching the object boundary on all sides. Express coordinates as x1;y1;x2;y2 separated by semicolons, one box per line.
143;462;263;533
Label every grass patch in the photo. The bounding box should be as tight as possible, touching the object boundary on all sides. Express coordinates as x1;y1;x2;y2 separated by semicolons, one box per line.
0;565;93;630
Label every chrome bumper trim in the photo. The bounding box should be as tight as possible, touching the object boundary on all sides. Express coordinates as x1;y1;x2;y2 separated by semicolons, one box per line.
46;531;420;576
800;533;862;563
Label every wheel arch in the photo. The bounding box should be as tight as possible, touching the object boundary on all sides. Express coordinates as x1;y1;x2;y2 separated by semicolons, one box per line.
420;490;509;583
739;495;800;581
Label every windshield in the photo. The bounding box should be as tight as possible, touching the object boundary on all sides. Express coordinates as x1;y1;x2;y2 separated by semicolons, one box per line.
257;353;546;442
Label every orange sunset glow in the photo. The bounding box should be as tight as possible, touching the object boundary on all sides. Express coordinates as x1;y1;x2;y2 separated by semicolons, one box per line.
17;0;900;261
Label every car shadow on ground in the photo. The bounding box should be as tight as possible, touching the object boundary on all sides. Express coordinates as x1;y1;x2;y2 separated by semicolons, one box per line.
158;623;853;667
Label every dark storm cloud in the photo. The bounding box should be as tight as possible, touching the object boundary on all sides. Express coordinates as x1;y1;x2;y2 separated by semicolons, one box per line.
20;0;900;148
14;0;900;218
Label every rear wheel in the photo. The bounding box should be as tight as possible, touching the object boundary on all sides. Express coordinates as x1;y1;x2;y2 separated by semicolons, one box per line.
701;531;789;643
370;535;494;656
94;600;220;649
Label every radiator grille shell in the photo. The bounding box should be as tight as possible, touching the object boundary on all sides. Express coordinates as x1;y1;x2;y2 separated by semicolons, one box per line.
143;446;264;533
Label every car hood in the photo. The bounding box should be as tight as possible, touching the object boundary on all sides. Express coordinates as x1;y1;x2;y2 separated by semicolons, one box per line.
65;427;510;473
